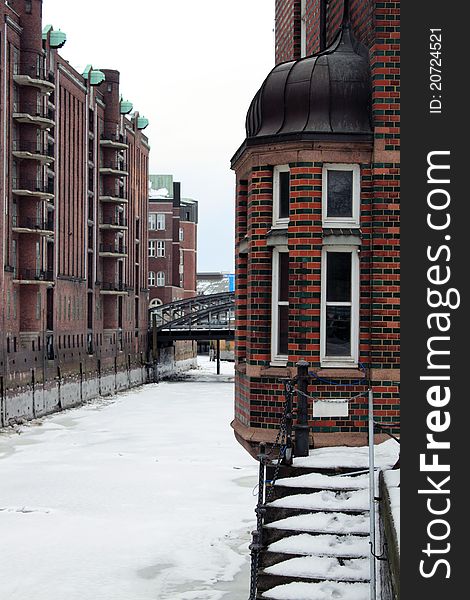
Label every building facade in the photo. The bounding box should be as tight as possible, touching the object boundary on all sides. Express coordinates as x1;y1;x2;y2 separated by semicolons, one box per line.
0;0;150;425
232;0;399;452
148;176;197;308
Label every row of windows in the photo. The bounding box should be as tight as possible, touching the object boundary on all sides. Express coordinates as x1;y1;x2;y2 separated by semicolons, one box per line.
148;240;166;257
148;213;184;240
148;271;165;287
271;247;359;368
273;163;360;228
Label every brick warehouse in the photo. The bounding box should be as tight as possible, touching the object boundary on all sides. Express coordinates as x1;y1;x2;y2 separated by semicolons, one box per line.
0;0;150;424
231;0;399;453
148;175;198;308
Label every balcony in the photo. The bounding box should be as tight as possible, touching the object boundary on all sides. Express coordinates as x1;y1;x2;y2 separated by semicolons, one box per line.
99;216;128;231
13;103;55;129
12;140;54;164
12;178;55;200
13;268;54;286
99;281;127;295
99;244;128;258
13;64;55;93
99;191;128;204
100;132;128;150
99;161;129;177
12;216;54;235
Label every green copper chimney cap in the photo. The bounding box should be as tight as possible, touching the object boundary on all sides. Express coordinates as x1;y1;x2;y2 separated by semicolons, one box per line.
50;30;67;48
137;116;149;130
120;100;133;115
42;25;67;48
83;65;106;86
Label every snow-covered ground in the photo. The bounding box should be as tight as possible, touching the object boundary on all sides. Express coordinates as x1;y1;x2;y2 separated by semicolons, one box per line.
0;356;257;600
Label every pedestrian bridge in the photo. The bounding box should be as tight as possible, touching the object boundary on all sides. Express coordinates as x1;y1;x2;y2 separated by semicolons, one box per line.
149;292;235;341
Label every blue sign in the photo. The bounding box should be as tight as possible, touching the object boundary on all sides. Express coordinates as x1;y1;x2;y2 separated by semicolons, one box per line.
227;274;235;292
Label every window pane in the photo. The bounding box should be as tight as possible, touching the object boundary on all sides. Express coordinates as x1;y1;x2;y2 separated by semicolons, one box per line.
327;252;351;302
327;170;353;218
278;305;289;355
279;253;289;302
326;306;351;356
279;171;290;219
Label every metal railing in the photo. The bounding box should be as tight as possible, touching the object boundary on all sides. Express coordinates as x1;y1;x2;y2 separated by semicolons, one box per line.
99;244;127;254
13;103;55;120
101;132;127;144
101;281;125;291
12;216;54;231
100;161;128;171
12;140;54;156
14;63;54;82
13;268;53;282
12;178;53;194
101;216;127;227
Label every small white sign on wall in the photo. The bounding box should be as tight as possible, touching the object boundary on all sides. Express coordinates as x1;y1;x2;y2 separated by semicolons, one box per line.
314;400;349;418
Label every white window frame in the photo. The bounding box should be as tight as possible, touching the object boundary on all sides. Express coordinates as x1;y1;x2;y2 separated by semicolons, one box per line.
272;165;290;228
148;271;155;287
148;213;157;230
157;240;165;257
179;227;184;241
322;163;360;228
271;246;289;366
148;240;156;257
157;271;165;287
156;213;165;230
300;0;307;57
320;246;360;368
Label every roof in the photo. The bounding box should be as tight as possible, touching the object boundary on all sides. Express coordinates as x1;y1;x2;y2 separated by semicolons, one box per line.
239;20;372;156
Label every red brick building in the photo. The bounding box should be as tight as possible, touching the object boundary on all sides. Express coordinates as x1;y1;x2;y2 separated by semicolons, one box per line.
148;176;197;308
0;0;150;424
231;0;399;452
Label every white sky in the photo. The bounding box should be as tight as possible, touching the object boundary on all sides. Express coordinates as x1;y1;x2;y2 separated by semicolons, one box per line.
42;0;276;273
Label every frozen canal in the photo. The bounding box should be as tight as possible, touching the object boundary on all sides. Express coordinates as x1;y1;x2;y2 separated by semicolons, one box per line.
0;357;257;600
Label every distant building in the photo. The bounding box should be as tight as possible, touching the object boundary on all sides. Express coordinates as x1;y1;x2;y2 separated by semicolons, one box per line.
148;176;197;308
197;272;235;296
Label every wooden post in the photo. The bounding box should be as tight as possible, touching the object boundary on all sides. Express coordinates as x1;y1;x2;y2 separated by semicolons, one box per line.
294;361;310;456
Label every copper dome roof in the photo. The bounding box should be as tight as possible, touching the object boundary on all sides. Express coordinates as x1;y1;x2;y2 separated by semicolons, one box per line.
245;23;372;144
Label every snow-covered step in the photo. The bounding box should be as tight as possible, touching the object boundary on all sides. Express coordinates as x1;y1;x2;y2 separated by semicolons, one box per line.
265;556;369;582
275;472;369;492
259;580;369;600
292;439;399;471
267;489;369;513
257;557;369;594
268;534;369;559
264;512;370;543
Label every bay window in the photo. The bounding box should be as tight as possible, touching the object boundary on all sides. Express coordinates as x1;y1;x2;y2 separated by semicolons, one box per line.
321;247;359;366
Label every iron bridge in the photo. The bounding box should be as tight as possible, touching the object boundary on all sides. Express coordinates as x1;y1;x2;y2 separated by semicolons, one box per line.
149;292;235;341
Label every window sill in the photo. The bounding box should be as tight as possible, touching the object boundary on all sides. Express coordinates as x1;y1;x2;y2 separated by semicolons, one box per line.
316;367;365;379
270;358;288;368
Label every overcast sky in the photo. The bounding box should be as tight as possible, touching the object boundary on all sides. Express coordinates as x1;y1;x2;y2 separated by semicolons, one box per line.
42;0;275;273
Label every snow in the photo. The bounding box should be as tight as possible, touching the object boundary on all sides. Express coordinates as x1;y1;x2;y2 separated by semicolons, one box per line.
275;472;369;491
384;469;400;550
268;534;369;558
264;556;369;581
266;512;369;535
292;439;399;470
262;581;369;600
0;356;257;600
268;489;369;512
